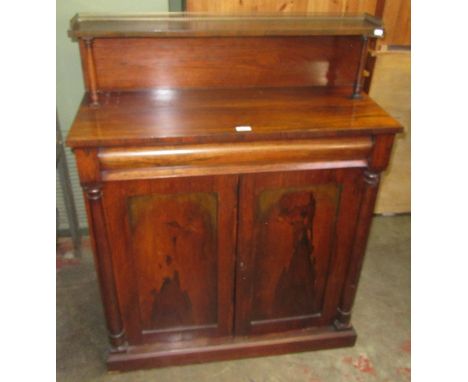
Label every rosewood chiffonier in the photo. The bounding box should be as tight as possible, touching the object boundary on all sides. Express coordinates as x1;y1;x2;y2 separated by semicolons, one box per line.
66;13;402;371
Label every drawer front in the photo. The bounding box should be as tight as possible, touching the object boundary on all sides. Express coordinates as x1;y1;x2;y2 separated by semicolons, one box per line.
98;137;373;180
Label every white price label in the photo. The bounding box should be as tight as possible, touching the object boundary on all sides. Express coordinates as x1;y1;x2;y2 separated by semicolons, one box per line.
373;28;384;37
235;125;252;132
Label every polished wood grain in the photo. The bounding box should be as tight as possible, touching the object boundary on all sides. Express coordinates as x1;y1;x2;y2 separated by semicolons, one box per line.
128;192;218;332
91;36;361;91
99;138;373;169
70;13;383;38
101;176;238;344
74;148;128;351
335;169;379;329
78;40;90;92
235;168;363;335
98;137;373;180
352;35;369;98
107;326;356;371
73;148;100;184
83;38;99;106
82;184;127;351
184;1;410;91
67;12;402;370
334;134;394;329
70;13;386;105
67;87;401;148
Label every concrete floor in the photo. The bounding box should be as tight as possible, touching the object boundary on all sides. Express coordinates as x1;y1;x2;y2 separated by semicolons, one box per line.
57;215;410;382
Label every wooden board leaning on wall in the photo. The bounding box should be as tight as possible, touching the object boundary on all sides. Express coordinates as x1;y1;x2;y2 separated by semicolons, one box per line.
186;0;410;47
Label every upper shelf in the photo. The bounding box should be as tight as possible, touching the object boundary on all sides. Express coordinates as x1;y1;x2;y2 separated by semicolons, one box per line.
69;12;384;39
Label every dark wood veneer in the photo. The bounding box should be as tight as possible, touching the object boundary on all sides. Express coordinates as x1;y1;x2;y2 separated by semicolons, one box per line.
107;326;357;371
67;12;401;371
67;88;400;148
91;36;360;91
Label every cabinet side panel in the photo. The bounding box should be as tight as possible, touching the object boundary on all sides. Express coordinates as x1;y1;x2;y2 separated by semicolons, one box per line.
92;36;360;90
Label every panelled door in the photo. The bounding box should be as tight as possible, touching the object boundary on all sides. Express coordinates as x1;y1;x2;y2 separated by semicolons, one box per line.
102;175;238;344
234;169;363;335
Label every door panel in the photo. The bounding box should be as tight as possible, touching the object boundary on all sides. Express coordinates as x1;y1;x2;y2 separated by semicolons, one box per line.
251;184;340;321
128;192;218;332
102;176;238;344
235;169;363;335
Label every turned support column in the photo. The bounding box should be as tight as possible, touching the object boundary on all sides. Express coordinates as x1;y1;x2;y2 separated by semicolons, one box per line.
83;37;99;107
334;134;395;330
351;35;369;99
83;184;127;351
334;170;380;330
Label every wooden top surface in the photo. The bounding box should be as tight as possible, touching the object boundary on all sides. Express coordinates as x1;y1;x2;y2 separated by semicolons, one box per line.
67;87;402;148
69;12;384;38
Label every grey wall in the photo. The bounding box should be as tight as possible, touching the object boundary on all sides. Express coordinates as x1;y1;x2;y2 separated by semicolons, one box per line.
57;1;169;233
